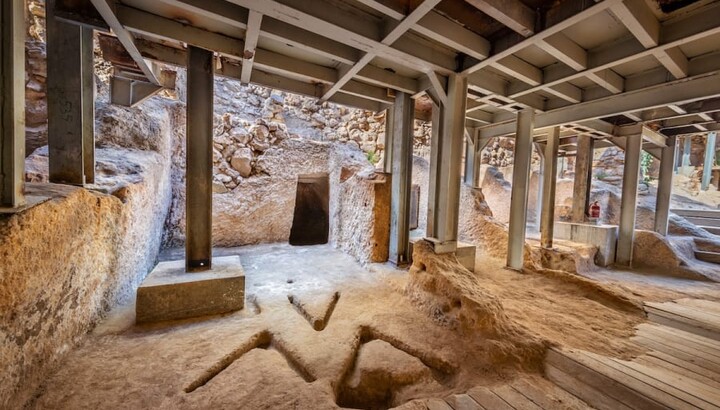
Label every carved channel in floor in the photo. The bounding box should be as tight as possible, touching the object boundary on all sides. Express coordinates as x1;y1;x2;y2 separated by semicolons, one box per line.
335;325;457;409
287;291;340;331
184;330;315;393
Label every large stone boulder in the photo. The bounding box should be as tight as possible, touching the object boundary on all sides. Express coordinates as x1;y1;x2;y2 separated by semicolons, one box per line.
230;148;253;177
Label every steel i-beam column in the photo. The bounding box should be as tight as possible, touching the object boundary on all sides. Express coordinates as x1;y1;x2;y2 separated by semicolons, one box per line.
506;109;535;270
616;134;643;267
426;102;441;239
571;135;594;222
0;0;25;208
47;0;94;185
388;91;414;266
186;46;214;272
701;132;717;191
540;127;560;248
654;135;676;235
426;74;467;252
534;143;545;229
463;131;475;186
383;107;394;174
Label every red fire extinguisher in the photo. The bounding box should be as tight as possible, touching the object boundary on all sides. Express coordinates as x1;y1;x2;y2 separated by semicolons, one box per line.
589;201;601;222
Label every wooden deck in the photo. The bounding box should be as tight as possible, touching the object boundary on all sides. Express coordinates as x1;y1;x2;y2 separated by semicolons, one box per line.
393;376;592;410
395;299;720;410
547;299;720;410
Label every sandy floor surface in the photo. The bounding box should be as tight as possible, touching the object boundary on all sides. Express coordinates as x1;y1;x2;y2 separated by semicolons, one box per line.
25;244;719;409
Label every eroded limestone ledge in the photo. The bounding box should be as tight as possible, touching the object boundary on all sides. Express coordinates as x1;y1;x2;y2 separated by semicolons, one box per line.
1;147;171;407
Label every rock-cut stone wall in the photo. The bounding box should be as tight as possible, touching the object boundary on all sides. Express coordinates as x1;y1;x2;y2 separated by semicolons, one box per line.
0;96;181;408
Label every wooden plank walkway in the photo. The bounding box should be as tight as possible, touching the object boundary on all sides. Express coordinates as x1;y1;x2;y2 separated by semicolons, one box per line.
392;376;592;409
645;299;720;341
396;299;720;410
547;299;720;410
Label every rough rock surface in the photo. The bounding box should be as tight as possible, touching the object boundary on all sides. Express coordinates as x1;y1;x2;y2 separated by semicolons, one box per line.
331;155;391;264
1;91;178;407
406;240;548;369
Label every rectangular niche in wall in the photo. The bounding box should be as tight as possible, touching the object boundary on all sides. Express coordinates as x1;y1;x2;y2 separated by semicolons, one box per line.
289;173;330;245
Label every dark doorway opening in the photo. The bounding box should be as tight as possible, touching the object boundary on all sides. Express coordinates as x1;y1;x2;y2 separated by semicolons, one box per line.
289;173;330;245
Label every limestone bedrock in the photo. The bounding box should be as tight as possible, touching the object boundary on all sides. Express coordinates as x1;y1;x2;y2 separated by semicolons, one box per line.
136;256;246;324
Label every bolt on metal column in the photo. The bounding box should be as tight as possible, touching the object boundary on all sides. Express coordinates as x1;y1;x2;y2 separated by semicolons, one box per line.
186;46;214;272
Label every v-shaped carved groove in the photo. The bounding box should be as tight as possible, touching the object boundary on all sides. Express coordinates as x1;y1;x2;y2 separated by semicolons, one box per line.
288;291;341;331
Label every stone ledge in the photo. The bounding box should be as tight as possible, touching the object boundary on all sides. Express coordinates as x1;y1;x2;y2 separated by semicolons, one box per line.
136;255;245;324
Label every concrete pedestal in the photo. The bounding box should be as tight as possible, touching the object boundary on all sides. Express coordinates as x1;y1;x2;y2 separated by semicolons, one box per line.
554;222;617;267
136;255;245;324
409;238;476;272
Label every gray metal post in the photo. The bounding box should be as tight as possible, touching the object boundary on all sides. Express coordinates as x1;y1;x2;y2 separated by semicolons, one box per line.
654;135;676;235
701;132;717;191
0;0;25;208
383;107;394;174
47;0;94;185
81;27;95;183
426;103;441;239
535;143;545;229
616;134;642;267
388;91;414;266
426;74;467;251
681;136;691;168
540;127;560;248
507;109;534;270
571;135;594;222
186;46;214;272
463;130;475;186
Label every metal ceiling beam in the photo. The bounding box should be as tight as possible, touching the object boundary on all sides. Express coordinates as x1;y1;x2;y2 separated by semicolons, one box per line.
225;0;456;74
320;0;440;101
114;6;397;106
500;2;720;103
357;0;491;60
240;10;262;84
537;33;588;71
610;0;660;48
89;0;160;85
464;0;535;37
479;72;720;138
461;0;622;75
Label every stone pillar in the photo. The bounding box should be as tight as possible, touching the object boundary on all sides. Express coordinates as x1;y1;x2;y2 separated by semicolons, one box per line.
186;46;214;272
616;134;642;267
540;127;560;248
426;74;467;252
0;0;25;208
507;109;534;270
47;0;95;185
571;135;594;222
388;91;414;266
701;132;717;191
654;135;676;236
383;107;394;174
